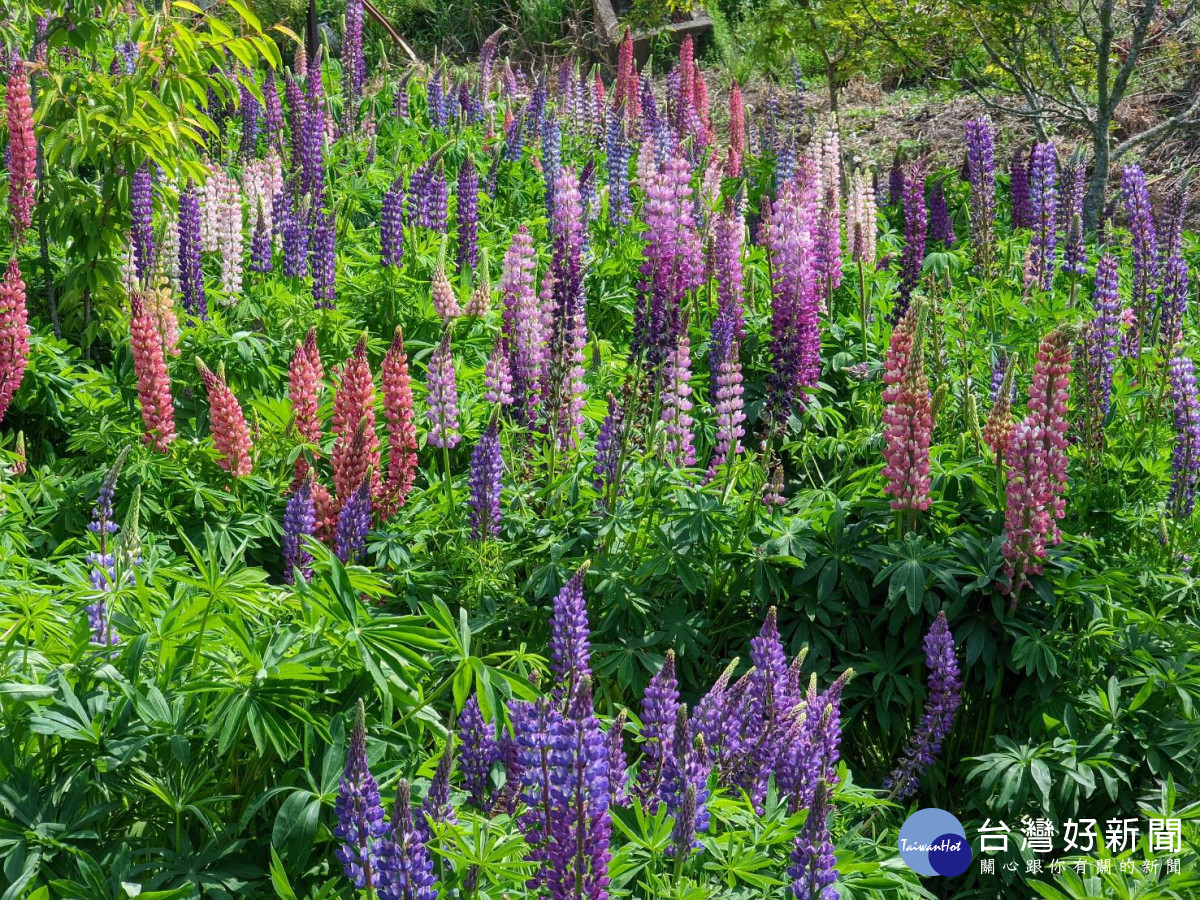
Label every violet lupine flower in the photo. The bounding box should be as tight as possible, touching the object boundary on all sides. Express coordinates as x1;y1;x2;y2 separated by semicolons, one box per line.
1026;142;1058;292
239;77;261;160
412;162;448;233
500;227;546;426
1168;355;1200;519
427;70;447;129
467;421;503;541
607;710;630;806
484;338;513;405
1160;182;1188;261
1010;147;1032;229
280;190;308;278
85;452;128;645
927;179;955;247
419;741;457;840
897;161;928;320
545;168;588;449
335;478;371;564
885;612;962;799
1061;157;1087;276
381;177;405;268
334;700;388;893
888;151;904;207
660;335;696;467
393;73;412;121
425;331;460;449
765;172;821;421
504;109;525;162
1122;163;1159;353
131;164;155;282
282;478;316;584
789;782;837;900
549;568;591;695
636;649;680;807
659;707;710;858
707;320;745;482
749;607;790;722
300;97;326;205
343;0;365;107
593;392;626;494
541;113;562;222
285;75;305;172
249;205;272;273
178;182;206;319
1160;255;1189;350
263;69;284;149
965;118;996;267
458;695;500;808
311;207;336;309
990;349;1011;404
713;203;746;338
1076;255;1121;447
377;781;437;900
456;158;479;274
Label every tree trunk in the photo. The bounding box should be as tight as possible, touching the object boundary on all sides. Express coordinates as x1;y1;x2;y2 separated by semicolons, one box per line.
1084;121;1109;236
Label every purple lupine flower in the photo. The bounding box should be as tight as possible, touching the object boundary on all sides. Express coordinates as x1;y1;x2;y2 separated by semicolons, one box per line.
178;182;206;319
1010;147;1032;228
249;204;272;273
412;162;448;233
425;332;460;449
504;108;525;162
549;568;591;695
545;168;588;449
927;178;955;247
578;159;596;257
1026;142;1058;291
989;348;1015;404
343;0;365;106
300;96;326;205
239;77;261;160
334;700;388;893
377;781;437;900
1160;181;1188;261
1168;355;1200;519
263;69;284;149
500;227;546;425
765;171;821;420
419;740;457;841
965;118;996;266
484;338;514;406
593;392;626;494
713;203;746;339
513;695;557;886
541;113;562;222
131;164;155;282
543;682;612;900
282;479;316;584
885;612;962;799
789;781;838;900
381;177;405;268
659;706;710;857
1122;163;1159;354
1160;254;1189;349
394;72;411;119
280;190;308;278
607;710;629;806
311;206;336;309
691;658;740;772
888;152;904;206
661;335;696;466
1061;157;1087;276
636;649;679;807
706;319;745;482
85;452;128;645
606;116;631;226
467;421;503;541
335;478;371;564
749;607;790;722
456;158;479;274
428;69;447;129
897;160;928;319
285;75;306;174
458;695;500;808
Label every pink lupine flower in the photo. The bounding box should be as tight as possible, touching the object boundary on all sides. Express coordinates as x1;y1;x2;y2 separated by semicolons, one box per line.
6;63;37;232
425;330;460;449
144;273;180;358
0;258;31;423
332;334;381;504
661;334;696;467
129;292;176;451
484;337;514;406
381;326;418;515
881;305;932;514
727;80;745;177
289;328;324;482
197;360;253;477
431;264;462;320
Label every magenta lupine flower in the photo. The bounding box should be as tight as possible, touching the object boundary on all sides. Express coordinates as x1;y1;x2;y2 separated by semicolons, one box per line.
965;118;996;266
1122;164;1159;353
545;168;588;449
458;695;500;808
1002;329;1072;598
661;335;696;466
886;612;962;799
789;781;837;900
425;331;460;449
131;164;155;282
1010;147;1032;228
282;478;316;583
456;158;479;274
1077;255;1122;447
765;171;821;421
178;182;206;319
1026;142;1058;291
1061;157;1087;276
927;178;955;247
713;203;746;338
636;649;679;807
1160;255;1189;350
343;0;365;106
549;568;591;695
334;700;388;893
377;781;437;900
311;206;336;309
1168;355;1200;519
881;306;933;513
467;421;503;541
500;227;546;425
335;478;371;564
706;320;745;482
897;161;928;320
381;177;405;268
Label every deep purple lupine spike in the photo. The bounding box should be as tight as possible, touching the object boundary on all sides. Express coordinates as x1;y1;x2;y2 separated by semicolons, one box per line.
282;478;316;583
606;116;631;226
300;95;326;205
334;700;388;893
749;607;789;722
280;189;308;278
382;177;405;268
1160;254;1189;350
541;113;562;222
1010;146;1032;229
1026;142;1058;291
377;780;437;900
1061;157;1087;276
548;568;591;696
713;203;746;340
311;206;336;309
659;706;710;858
335;477;371;564
263;69;284;149
458;694;500;808
927;178;955;247
239;76;261;160
456;158;479;274
788;780;838;900
636;649;679;807
1159;180;1188;260
419;740;457;842
885;612;962;799
593;392;626;494
394;72;411;119
1076;256;1122;448
897;160;928;319
178;182;206;319
1168;355;1200;519
342;0;365;107
467;421;503;541
965;118;996;266
691;657;739;771
131;164;155;282
1122;163;1159;355
249;204;272;273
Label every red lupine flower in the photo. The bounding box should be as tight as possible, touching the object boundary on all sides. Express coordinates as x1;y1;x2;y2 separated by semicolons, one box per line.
332;334;381;504
0;258;31;422
727;81;745;177
129;291;176;451
197;360;253;476
311;479;338;545
290;327;324;447
881;305;933;513
6;63;37;232
381;326;417;515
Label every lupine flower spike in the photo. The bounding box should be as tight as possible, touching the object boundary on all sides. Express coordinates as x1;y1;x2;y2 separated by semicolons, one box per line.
196;360;254;477
0;259;31;423
334;700;387;893
128;292;176;451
